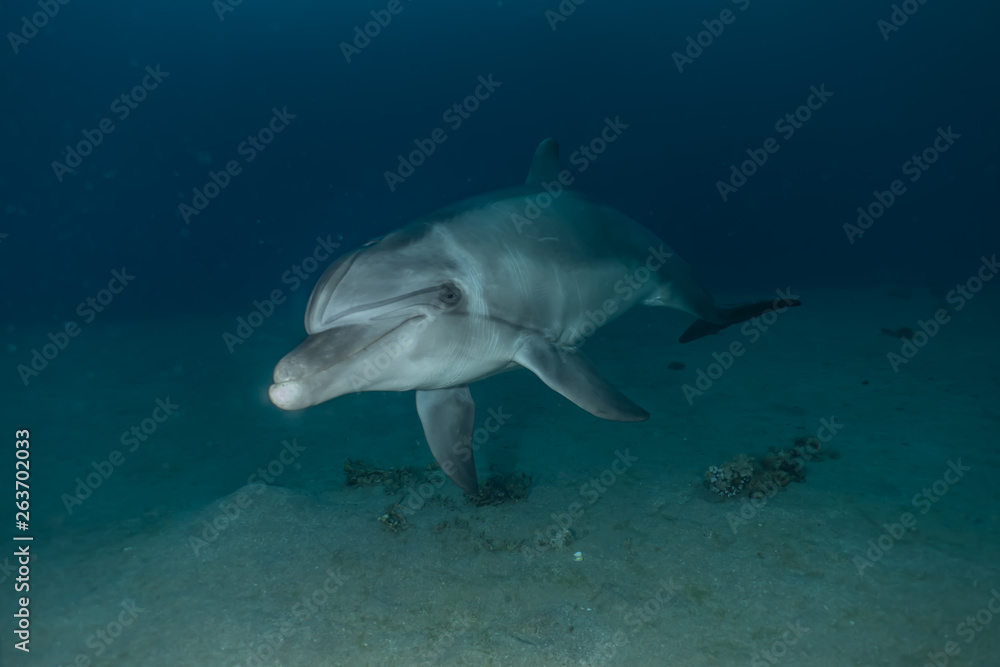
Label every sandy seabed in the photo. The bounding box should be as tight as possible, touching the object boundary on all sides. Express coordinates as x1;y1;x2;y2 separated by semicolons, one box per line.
3;286;998;666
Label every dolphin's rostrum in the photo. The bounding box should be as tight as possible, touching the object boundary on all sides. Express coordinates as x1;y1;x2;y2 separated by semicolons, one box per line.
269;139;801;493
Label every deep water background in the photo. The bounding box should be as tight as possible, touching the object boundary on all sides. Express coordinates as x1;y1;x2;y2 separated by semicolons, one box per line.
1;0;998;321
2;4;1000;665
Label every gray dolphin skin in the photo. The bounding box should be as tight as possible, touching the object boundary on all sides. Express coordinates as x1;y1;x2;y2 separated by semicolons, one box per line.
269;139;801;494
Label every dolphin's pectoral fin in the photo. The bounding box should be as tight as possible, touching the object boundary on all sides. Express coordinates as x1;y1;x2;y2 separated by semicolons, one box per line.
515;337;649;422
415;387;479;494
525;138;562;186
678;298;803;343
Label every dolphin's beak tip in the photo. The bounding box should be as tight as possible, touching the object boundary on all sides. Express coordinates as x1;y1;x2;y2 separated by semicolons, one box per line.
268;382;302;411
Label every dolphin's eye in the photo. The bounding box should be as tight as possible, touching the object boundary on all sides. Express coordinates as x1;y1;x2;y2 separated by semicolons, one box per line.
440;284;462;306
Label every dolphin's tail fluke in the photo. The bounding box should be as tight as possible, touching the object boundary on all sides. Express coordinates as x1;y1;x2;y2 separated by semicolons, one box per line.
678;298;802;343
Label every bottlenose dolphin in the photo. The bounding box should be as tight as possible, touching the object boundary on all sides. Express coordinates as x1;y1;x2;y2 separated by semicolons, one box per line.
269;139;800;493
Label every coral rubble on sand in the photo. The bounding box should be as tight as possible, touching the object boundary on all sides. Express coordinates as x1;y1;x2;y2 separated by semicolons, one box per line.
704;436;833;500
704;453;755;497
465;472;533;507
343;459;416;494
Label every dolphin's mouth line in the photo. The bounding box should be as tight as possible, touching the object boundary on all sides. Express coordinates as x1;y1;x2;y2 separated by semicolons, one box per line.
324;287;440;326
277;315;424;383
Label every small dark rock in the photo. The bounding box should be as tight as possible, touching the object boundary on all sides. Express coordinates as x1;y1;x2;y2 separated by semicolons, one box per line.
880;327;914;340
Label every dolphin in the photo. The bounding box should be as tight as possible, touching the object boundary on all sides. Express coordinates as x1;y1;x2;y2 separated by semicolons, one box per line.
269;139;800;494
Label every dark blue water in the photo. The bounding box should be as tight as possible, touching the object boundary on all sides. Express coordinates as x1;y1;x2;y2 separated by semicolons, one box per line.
3;0;997;324
2;2;1000;665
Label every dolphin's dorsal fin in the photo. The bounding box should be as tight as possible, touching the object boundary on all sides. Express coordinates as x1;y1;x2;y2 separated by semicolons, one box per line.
525;138;562;186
